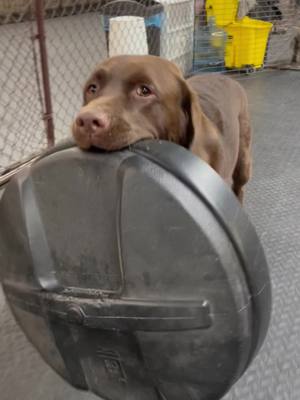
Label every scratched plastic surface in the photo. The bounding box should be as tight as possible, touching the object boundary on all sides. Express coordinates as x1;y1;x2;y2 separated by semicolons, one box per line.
0;140;271;400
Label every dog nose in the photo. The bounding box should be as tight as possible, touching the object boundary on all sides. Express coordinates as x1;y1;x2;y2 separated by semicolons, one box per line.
75;111;110;134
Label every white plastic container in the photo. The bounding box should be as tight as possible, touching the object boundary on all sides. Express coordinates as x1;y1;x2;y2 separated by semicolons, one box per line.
158;0;194;74
109;16;149;57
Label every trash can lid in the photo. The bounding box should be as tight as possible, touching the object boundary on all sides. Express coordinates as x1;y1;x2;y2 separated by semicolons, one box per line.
0;139;271;400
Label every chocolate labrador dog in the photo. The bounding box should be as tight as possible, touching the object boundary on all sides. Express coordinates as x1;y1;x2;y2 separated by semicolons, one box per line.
72;55;252;202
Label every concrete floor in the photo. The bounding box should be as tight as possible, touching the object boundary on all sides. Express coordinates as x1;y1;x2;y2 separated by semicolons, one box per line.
224;70;300;400
0;69;300;400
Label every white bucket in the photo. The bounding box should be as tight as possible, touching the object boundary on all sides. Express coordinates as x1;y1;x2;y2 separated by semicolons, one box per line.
109;16;149;57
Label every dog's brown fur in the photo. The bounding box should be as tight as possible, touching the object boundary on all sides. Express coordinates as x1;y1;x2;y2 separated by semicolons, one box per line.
72;55;252;202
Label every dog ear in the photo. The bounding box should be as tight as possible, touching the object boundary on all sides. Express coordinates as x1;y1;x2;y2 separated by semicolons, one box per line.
180;79;223;172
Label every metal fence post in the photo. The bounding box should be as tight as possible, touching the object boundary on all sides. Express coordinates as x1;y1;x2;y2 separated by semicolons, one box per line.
34;0;55;147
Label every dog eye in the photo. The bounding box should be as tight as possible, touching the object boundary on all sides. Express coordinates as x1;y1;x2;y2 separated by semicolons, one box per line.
136;85;153;97
87;84;98;94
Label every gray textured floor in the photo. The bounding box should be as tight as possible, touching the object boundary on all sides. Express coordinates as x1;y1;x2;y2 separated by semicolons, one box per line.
224;70;300;400
0;70;300;400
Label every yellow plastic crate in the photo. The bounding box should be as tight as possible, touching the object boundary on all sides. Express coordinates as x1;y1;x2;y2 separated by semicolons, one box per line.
206;0;238;27
224;17;273;69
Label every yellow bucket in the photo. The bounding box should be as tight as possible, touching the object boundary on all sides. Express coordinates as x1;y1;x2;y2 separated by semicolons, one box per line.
224;17;273;69
206;0;238;27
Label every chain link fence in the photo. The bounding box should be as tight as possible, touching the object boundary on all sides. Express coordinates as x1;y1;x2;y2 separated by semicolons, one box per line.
0;2;44;175
0;0;299;177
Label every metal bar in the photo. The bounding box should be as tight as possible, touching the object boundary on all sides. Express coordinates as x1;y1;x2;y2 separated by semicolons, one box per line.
34;0;55;147
0;156;40;187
